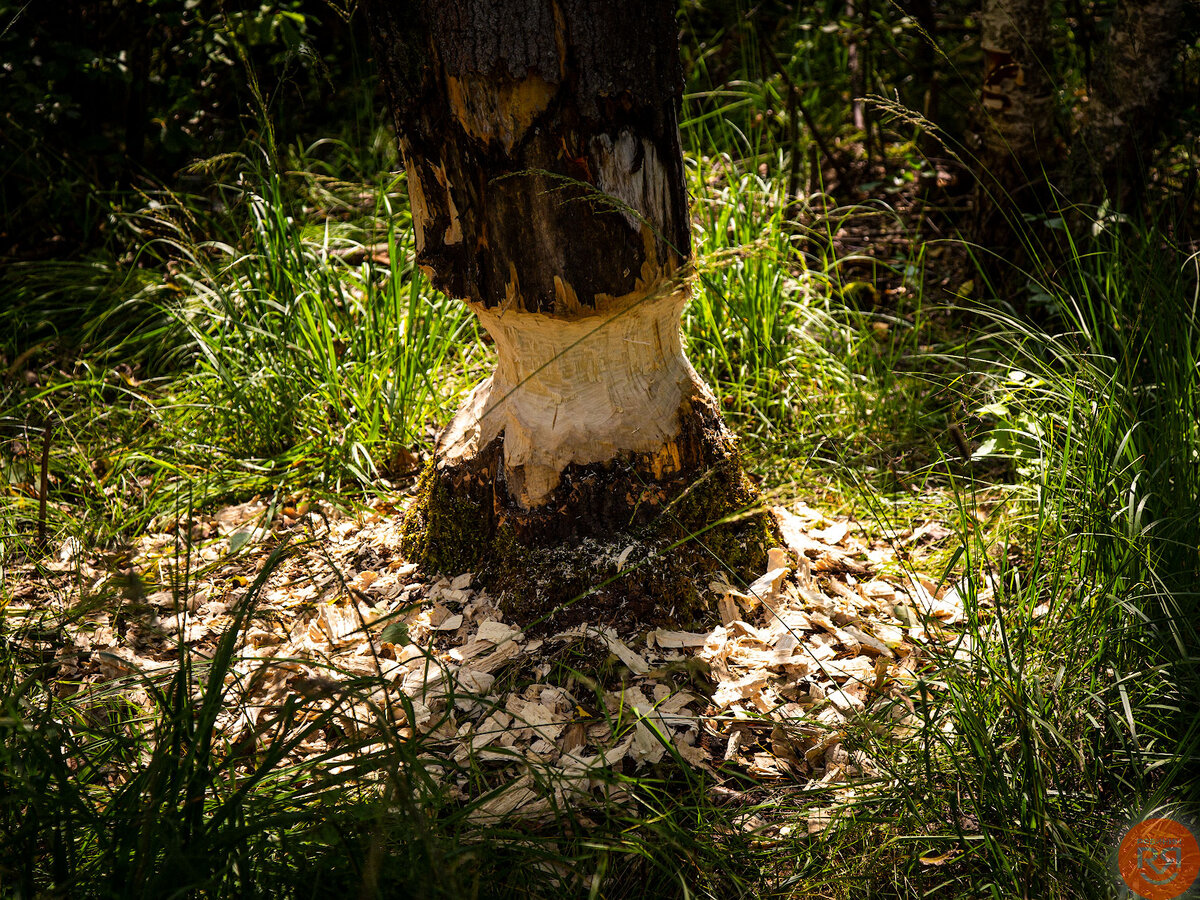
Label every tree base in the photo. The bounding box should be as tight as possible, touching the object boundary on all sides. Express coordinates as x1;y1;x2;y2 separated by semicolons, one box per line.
400;393;777;632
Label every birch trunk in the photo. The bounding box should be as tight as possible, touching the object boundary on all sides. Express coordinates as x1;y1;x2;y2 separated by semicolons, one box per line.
976;0;1056;240
365;0;773;628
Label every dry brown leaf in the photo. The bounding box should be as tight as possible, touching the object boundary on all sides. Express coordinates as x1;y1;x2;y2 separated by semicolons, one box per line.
807;809;835;835
671;731;709;768
630;722;666;766
559;723;587;754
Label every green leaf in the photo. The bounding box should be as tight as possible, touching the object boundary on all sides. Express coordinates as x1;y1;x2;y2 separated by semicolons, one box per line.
379;622;409;646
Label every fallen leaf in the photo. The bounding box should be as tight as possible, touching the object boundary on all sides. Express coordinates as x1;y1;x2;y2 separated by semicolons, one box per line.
615;544;636;571
919;850;956;866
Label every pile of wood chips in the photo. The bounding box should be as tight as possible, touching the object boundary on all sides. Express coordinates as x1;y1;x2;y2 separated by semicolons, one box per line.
6;496;971;833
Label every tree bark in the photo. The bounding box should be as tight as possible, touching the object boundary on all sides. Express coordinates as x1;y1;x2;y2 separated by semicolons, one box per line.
975;0;1056;242
1081;0;1188;210
364;0;773;629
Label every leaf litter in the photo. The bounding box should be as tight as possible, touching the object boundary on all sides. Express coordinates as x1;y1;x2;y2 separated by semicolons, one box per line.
3;493;973;835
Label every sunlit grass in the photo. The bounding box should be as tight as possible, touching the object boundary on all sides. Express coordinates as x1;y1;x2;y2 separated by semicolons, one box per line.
1;148;486;562
2;90;1198;900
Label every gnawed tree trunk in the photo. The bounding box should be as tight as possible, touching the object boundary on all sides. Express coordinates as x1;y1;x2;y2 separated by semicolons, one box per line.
365;0;774;629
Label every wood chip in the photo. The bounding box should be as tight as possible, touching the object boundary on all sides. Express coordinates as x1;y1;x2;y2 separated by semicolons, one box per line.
593;627;649;675
470;776;549;823
823;655;875;683
650;629;709;649
816;521;848;545
859;579;895;600
472;639;522;674
657;691;698;715
826;687;865;714
433;614;463;631
712;672;769;709
747;566;789;604
476;620;521;645
718;593;739;625
842;625;893;658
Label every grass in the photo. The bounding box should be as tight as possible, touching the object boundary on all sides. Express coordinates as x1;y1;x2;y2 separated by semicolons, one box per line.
3;38;1200;900
1;140;483;563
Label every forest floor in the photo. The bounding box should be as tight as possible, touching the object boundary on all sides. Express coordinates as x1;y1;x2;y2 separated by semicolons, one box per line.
5;488;974;841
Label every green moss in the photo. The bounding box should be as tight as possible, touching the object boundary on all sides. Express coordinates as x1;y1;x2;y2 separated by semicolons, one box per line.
653;449;775;571
401;442;779;633
399;459;494;575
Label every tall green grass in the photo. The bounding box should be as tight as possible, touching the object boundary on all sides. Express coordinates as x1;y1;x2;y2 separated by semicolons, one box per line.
678;78;1200;892
167;160;478;487
798;220;1200;898
1;146;481;561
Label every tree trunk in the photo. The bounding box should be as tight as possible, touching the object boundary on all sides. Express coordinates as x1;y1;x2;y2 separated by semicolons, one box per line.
1080;0;1188;211
364;0;773;629
975;0;1056;244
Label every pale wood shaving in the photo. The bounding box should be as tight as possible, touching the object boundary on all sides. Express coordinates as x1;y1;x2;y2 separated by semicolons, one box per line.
6;494;973;832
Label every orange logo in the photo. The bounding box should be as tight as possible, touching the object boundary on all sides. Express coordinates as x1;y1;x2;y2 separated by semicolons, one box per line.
1118;818;1200;899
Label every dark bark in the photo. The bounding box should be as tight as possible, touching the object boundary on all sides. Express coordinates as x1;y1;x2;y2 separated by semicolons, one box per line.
906;0;940;156
974;0;1057;240
971;0;1194;234
367;0;690;315
400;386;773;631
1081;0;1189;210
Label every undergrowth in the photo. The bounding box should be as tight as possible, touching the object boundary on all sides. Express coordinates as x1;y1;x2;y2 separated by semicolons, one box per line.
2;30;1198;900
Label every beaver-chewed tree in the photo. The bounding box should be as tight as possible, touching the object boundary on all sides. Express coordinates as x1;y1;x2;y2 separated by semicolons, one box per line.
365;0;775;628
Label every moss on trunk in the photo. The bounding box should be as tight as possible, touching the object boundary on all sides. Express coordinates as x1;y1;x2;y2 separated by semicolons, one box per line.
401;392;777;632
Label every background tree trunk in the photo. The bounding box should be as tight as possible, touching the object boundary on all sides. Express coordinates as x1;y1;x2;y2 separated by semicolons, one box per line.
365;0;773;629
1081;0;1188;210
974;0;1056;245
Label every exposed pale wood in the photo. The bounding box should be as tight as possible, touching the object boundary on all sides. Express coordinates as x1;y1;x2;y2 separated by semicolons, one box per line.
442;283;706;506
